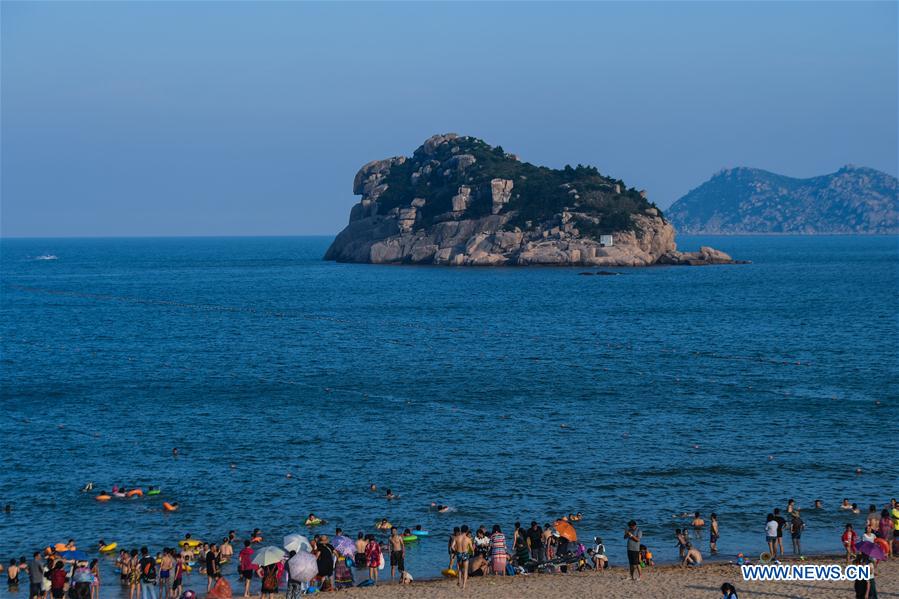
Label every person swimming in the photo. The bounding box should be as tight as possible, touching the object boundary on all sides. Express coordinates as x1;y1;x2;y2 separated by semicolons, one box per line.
369;483;377;492
385;489;396;500
431;503;450;513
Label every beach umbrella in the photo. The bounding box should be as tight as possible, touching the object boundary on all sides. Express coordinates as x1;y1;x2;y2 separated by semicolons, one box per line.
331;535;355;558
553;520;577;542
252;546;287;567
283;534;312;553
286;551;318;583
855;541;886;561
60;550;90;561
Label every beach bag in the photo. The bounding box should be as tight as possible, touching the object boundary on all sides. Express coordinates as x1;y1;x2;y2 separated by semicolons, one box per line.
261;567;278;593
206;577;232;599
357;579;374;588
505;563;516;576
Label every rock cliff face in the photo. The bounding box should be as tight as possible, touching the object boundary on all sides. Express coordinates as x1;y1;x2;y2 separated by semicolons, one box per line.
325;134;738;266
667;166;899;234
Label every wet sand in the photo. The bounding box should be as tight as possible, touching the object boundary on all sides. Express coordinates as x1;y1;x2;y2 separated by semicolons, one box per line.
323;556;897;598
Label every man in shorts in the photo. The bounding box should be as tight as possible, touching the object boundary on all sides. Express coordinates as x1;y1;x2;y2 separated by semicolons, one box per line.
624;520;642;581
238;541;254;598
388;528;405;580
451;526;474;590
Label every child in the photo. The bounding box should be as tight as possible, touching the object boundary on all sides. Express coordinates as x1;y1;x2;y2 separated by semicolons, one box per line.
591;537;608;572
639;544;655;570
675;529;688;559
841;524;858;564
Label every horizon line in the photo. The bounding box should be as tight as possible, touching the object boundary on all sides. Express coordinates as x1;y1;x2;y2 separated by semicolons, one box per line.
0;233;340;240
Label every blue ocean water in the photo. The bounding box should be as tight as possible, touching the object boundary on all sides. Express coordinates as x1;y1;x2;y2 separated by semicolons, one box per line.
1;235;897;593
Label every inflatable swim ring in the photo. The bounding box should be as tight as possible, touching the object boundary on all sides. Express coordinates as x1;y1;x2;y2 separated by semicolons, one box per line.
113;492;126;498
874;538;889;556
54;543;68;552
178;540;202;548
374;521;392;529
305;519;322;526
162;502;178;512
250;536;262;543
411;530;429;536
402;535;418;542
100;543;117;553
126;489;143;498
96;495;111;502
441;568;457;578
147;489;161;496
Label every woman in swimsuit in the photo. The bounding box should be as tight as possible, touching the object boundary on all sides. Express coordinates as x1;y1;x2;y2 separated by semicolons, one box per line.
127;550;141;599
89;560;100;599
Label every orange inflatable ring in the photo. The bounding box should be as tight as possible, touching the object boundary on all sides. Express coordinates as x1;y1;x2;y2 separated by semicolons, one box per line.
874;538;890;556
163;502;178;512
251;536;262;543
127;489;143;497
96;495;112;502
54;543;68;552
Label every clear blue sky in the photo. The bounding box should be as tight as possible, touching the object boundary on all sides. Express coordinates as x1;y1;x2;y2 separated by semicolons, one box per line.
2;1;896;237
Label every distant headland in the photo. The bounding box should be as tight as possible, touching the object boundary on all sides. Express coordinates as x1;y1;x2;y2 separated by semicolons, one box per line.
667;165;899;234
324;134;738;266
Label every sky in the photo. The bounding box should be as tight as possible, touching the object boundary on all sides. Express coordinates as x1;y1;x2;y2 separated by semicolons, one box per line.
1;1;896;238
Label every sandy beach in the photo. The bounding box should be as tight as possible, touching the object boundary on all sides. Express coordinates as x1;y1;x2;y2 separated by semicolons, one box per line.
325;557;898;599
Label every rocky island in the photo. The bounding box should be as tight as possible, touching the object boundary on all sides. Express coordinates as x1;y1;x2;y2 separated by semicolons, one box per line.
667;165;899;234
325;134;737;266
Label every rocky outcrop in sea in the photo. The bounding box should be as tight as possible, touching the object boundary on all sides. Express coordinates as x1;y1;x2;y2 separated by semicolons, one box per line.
325;134;739;266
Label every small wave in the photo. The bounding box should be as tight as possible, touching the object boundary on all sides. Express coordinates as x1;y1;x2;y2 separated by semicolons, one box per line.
33;255;59;261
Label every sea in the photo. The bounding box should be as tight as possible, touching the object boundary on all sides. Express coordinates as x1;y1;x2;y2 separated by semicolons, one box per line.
1;235;896;594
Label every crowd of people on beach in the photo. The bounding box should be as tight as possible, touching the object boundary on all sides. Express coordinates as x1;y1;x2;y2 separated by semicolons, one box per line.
3;494;897;598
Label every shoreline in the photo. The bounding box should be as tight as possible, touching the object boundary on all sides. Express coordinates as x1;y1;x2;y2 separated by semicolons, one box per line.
254;555;898;599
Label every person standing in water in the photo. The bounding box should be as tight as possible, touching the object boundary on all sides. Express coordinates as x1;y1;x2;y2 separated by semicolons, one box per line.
27;552;43;599
691;512;705;539
157;550;172;599
238;541;254;598
790;510;805;555
709;513;719;555
138;547;157;599
354;533;367;568
204;544;220;591
364;535;381;585
388;528;405;581
765;514;778;558
451;526;474;591
773;509;786;556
